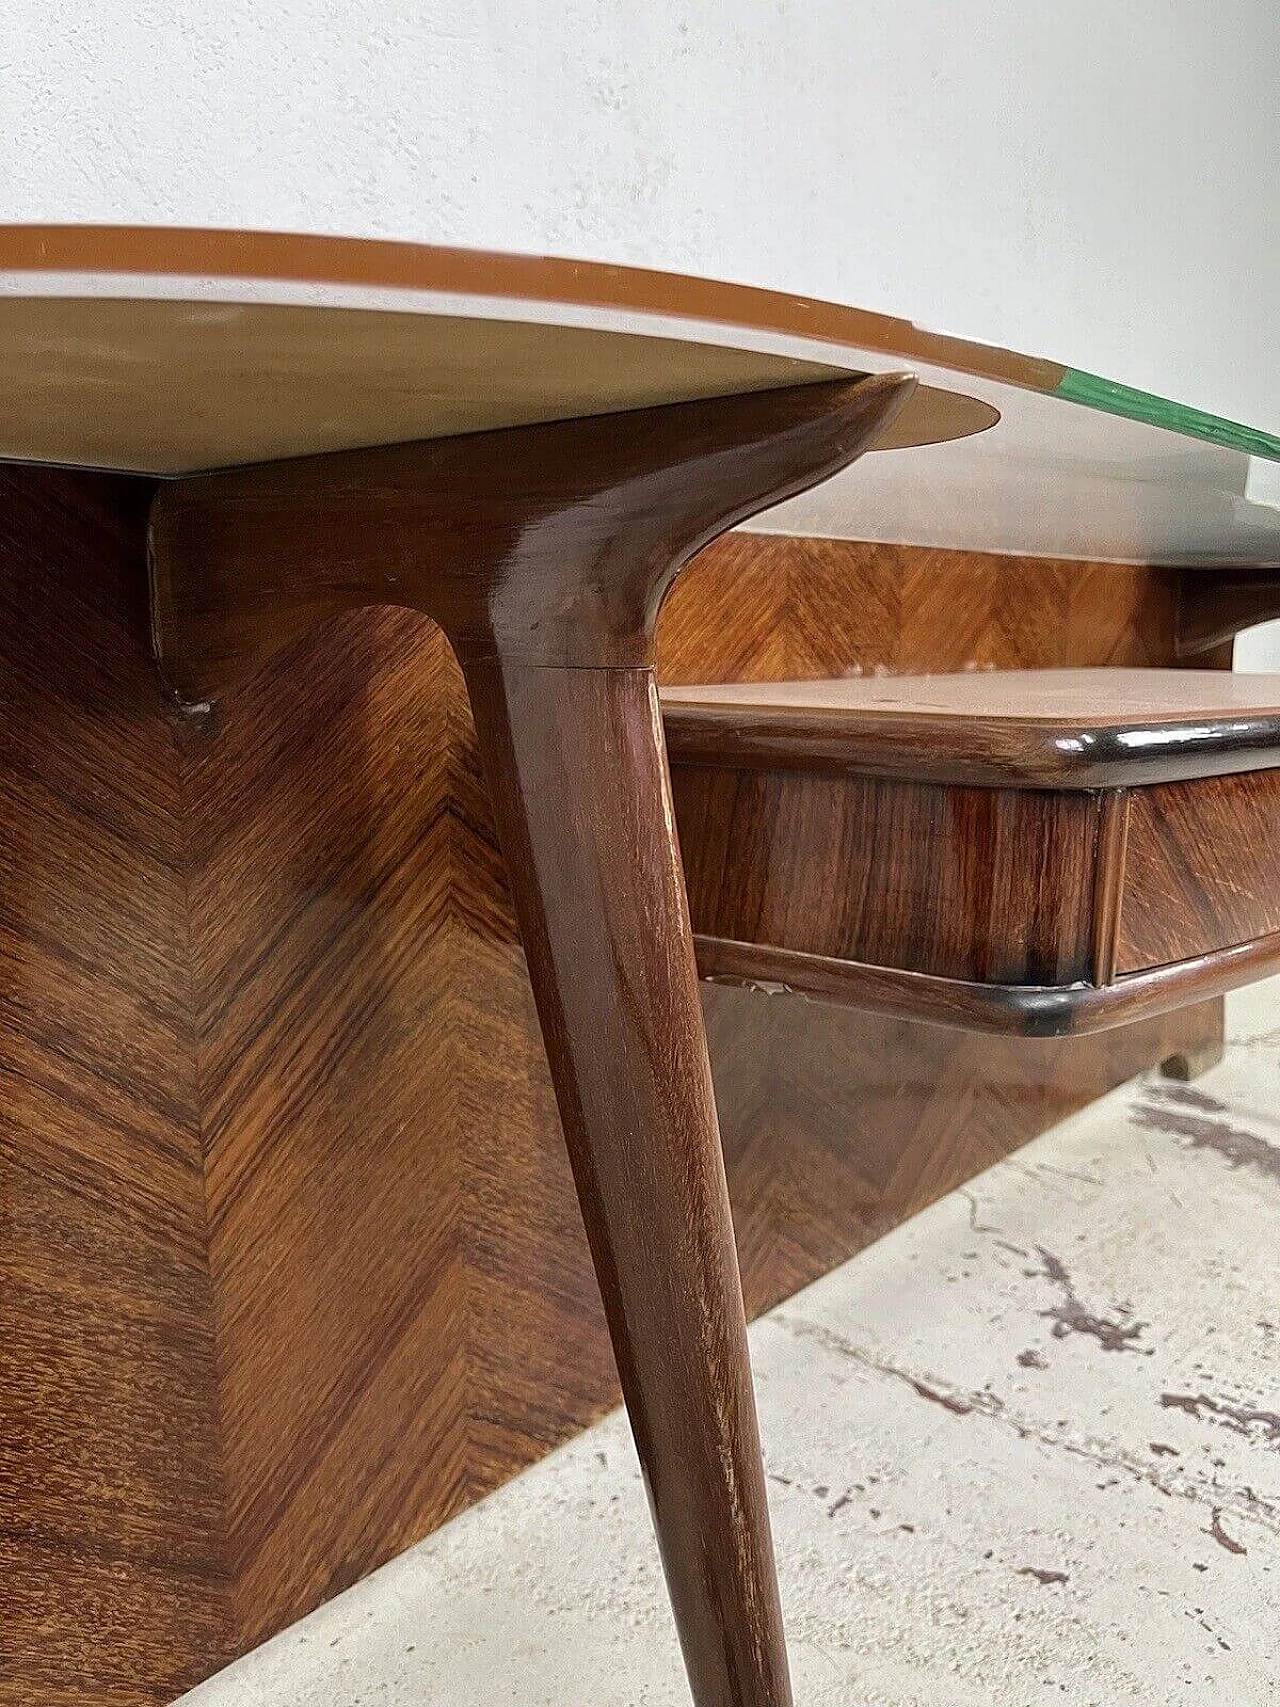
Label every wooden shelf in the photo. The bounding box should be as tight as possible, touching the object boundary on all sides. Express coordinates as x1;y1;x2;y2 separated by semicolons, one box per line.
663;668;1280;786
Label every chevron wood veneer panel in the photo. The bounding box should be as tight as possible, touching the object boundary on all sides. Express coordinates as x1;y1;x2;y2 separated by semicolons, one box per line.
178;610;616;1652
668;534;1218;1322
0;469;229;1707
705;984;1214;1320
659;533;1182;682
0;479;1222;1704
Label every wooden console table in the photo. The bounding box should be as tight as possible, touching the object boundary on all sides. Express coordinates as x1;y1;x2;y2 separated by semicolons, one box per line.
0;227;1276;1707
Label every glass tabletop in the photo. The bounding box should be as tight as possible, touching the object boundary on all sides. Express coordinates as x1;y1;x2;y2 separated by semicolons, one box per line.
1053;368;1278;463
0;226;1274;565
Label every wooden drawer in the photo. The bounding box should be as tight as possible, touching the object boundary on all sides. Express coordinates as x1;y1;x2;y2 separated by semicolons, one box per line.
1119;769;1280;972
664;670;1280;1036
673;767;1102;985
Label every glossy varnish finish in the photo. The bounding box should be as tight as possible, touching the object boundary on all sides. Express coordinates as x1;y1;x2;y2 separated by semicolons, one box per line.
1119;770;1280;972
149;376;913;695
663;668;1280;787
1;491;1224;1704
674;768;1100;984
695;934;1280;1040
0;468;228;1706
466;661;789;1705
151;375;917;1707
177;611;563;1643
183;531;1217;1660
670;666;1280;1038
661;534;1223;1286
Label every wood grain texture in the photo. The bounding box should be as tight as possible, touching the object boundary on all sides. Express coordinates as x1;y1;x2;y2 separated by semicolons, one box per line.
1091;790;1131;986
1119;770;1280;972
671;656;1280;1025
659;535;1182;683
0;468;229;1707
1;499;1226;1704
468;659;791;1707
149;374;915;698
673;768;1101;984
702;980;1218;1320
695;934;1280;1039
179;611;617;1646
153;373;915;1707
662;669;1280;787
666;533;1225;1313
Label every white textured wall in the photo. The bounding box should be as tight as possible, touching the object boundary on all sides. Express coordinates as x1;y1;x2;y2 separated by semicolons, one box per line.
1;2;1277;431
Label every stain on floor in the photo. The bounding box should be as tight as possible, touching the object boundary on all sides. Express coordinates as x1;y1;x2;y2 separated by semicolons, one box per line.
1033;1245;1152;1353
1130;1080;1280;1183
181;991;1280;1707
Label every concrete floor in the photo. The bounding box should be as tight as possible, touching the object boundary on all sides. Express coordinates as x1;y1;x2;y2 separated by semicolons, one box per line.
181;987;1280;1706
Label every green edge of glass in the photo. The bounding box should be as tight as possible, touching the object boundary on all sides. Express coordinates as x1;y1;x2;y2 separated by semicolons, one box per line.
1057;368;1280;463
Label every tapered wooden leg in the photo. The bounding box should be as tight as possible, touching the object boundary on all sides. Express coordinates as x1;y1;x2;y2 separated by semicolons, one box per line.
466;655;792;1707
148;371;919;1704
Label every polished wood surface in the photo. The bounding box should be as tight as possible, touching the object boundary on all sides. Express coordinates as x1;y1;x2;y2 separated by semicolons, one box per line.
150;374;915;1707
468;661;791;1707
0;468;229;1706
664;669;1280;787
198;533;1210;1656
179;607;617;1652
660;535;1224;1262
696;934;1280;1038
1;495;1224;1704
672;664;1280;1038
150;375;913;697
675;769;1099;983
696;935;1280;1037
1119;770;1280;972
1091;790;1130;986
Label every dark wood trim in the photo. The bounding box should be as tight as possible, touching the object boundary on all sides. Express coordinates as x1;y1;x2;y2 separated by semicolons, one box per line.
661;672;1280;788
1176;566;1280;657
466;659;791;1707
696;932;1280;1039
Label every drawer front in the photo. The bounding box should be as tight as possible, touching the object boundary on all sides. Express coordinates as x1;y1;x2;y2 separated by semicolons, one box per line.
673;766;1100;985
1118;769;1280;973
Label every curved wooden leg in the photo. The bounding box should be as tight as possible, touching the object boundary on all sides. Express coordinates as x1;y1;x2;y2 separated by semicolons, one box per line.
466;655;792;1707
148;372;918;1704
